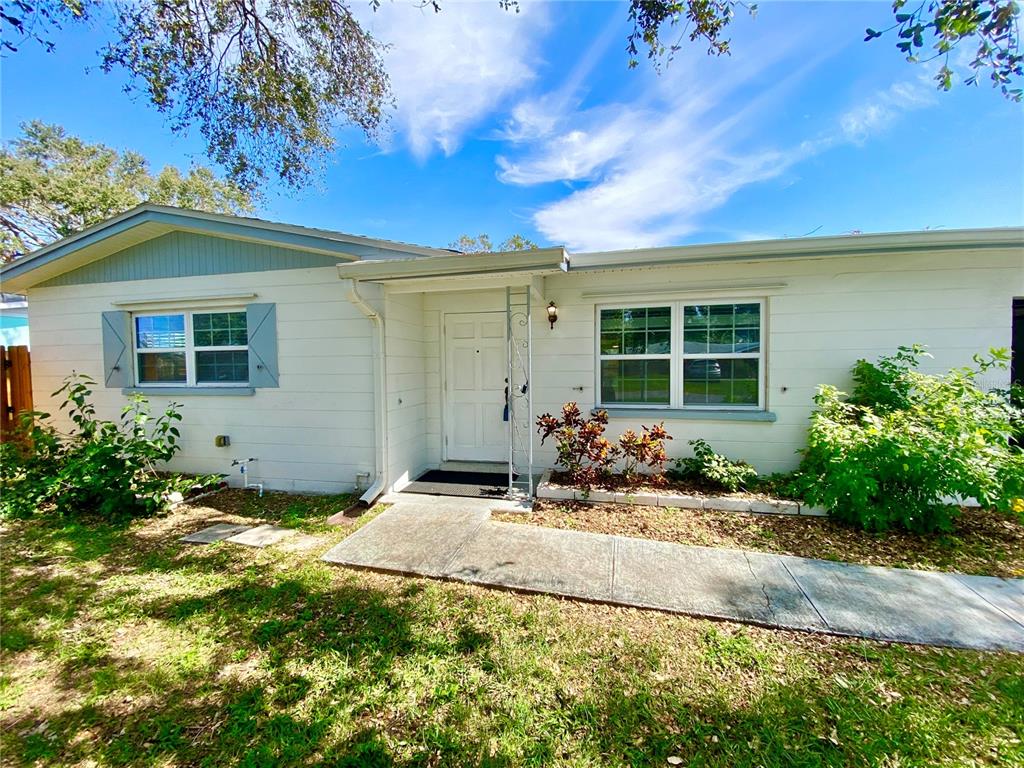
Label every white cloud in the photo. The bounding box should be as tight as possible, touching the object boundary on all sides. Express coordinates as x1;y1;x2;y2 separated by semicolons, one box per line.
497;44;823;251
499;32;944;251
360;0;550;160
839;75;936;144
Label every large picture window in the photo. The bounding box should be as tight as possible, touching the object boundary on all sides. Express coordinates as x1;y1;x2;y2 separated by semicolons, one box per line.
597;300;764;409
134;310;249;386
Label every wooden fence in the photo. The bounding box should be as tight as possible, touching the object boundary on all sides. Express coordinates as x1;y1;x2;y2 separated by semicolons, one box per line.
1;345;33;440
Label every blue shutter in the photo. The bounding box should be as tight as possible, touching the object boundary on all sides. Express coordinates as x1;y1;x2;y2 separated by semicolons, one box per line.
101;311;133;388
246;303;279;388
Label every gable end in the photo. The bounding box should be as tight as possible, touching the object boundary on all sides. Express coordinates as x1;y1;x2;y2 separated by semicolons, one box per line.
39;231;345;287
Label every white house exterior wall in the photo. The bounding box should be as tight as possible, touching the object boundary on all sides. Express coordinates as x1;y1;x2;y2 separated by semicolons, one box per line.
535;245;1022;474
26;266;377;493
419;246;1021;476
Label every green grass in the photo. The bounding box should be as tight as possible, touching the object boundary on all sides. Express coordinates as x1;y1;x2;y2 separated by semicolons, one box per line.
2;491;1023;767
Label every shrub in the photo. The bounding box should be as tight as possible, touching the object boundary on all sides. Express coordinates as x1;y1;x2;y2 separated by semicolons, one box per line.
0;373;215;519
537;403;620;489
618;423;672;486
670;439;758;492
797;346;1024;533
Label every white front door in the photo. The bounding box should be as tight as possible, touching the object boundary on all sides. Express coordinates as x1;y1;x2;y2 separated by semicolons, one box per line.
444;312;507;462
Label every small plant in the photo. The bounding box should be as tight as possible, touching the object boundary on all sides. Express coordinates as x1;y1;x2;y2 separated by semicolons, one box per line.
618;422;672;486
0;373;218;519
797;346;1024;533
670;439;758;492
536;403;620;489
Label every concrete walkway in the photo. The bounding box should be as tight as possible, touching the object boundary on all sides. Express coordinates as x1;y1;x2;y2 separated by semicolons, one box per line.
321;494;1024;652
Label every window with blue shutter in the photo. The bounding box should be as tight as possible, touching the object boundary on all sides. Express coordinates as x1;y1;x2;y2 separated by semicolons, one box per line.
111;304;278;389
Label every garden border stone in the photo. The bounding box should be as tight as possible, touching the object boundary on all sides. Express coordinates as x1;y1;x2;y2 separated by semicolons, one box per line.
536;469;825;518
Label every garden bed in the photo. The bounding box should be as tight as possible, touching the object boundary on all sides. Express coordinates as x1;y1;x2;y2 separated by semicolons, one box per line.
536;469;824;516
493;499;1024;578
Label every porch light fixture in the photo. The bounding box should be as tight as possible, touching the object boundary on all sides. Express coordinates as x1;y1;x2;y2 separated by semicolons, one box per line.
546;301;559;329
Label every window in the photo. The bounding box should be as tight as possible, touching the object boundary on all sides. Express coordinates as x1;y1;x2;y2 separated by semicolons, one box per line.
134;310;249;386
597;300;764;409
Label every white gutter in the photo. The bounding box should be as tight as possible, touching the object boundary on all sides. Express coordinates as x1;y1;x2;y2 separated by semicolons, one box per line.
344;278;388;505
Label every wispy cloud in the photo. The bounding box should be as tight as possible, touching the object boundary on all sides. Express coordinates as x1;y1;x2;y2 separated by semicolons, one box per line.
360;0;550;160
839;75;937;144
497;21;943;251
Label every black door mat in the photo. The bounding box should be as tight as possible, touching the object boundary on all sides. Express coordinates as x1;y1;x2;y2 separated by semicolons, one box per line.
404;469;515;498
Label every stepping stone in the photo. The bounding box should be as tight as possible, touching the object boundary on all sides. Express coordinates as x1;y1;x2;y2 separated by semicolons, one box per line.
180;523;253;544
277;533;327;553
226;524;296;548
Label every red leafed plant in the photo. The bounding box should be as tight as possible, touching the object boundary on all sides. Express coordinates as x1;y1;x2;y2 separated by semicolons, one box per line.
537;402;620;489
618;422;672;486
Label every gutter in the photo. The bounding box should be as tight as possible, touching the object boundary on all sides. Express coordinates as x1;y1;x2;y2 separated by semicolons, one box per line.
343;278;388;505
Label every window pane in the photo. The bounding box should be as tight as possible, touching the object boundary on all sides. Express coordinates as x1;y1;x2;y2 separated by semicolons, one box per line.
601;359;671;404
647;306;671;329
684;329;708;354
196;350;249;383
681;303;760;354
135;315;185;349
193;311;247;347
600;332;622;355
600;309;623;331
682;358;759;406
137;352;186;383
599;307;671;356
684;305;710;327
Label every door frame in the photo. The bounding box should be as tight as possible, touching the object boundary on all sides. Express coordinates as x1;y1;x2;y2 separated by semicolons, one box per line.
441;310;507;463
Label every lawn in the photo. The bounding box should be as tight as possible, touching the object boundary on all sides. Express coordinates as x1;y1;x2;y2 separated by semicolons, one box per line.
494;501;1024;578
2;490;1023;767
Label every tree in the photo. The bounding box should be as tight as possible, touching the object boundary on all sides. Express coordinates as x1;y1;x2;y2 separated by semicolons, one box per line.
449;233;539;253
2;0;389;191
2;1;1017;196
0;121;254;262
628;0;1022;100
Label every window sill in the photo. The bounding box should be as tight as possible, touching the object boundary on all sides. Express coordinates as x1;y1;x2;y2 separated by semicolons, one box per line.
122;386;255;397
597;407;776;422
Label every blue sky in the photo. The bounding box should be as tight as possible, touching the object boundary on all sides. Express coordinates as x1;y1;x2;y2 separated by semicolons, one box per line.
3;0;1022;252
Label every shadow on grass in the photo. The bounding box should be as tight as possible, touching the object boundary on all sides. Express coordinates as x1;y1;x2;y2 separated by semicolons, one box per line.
4;512;1023;767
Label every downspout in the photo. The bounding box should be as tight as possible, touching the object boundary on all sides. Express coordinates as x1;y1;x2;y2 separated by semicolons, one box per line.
344;278;388;505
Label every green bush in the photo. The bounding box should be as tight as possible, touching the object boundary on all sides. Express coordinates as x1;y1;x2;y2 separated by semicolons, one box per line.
0;373;216;519
669;439;758;493
797;346;1024;533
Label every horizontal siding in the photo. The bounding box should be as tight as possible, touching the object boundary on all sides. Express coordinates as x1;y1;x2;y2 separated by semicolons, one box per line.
40;231;346;286
384;291;428;490
27;266;376;493
418;246;1022;476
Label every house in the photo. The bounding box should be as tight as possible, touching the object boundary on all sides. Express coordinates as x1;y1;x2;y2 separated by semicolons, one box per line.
2;204;1021;502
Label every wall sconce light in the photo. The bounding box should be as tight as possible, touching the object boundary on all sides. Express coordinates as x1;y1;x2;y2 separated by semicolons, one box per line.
546;301;559;329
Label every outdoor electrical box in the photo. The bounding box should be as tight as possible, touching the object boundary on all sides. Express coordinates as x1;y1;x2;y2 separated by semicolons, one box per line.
215;435;231;447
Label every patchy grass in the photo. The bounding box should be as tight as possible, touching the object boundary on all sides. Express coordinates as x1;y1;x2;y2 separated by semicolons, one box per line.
2;491;1022;767
494;501;1024;578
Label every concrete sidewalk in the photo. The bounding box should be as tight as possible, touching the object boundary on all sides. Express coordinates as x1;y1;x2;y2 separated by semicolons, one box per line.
321;495;1024;652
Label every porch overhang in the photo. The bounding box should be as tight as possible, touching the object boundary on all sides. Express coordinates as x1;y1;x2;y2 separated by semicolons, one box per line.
335;247;569;286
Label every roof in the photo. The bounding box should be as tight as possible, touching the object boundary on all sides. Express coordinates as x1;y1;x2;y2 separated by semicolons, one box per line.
569;227;1024;271
0;204;454;292
2;204;1020;294
336;247;569;282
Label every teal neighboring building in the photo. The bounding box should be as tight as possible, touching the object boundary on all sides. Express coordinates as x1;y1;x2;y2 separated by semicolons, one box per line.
0;294;29;347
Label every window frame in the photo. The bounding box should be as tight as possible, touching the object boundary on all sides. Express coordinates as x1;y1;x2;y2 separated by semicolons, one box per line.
595;298;766;411
132;308;250;388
